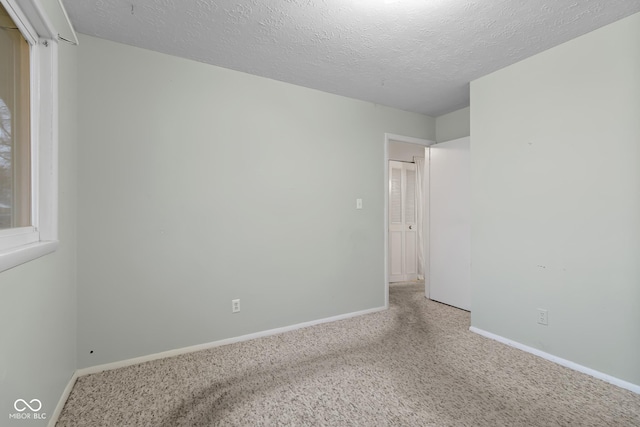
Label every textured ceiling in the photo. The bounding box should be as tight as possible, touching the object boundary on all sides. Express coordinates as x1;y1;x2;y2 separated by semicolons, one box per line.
61;0;640;117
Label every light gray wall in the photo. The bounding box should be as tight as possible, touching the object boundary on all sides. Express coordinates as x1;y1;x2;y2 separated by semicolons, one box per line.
388;141;426;162
470;12;640;385
76;35;435;368
0;42;78;424
435;107;470;143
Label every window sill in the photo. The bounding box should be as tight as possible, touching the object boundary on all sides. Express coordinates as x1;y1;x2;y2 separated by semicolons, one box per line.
0;240;59;273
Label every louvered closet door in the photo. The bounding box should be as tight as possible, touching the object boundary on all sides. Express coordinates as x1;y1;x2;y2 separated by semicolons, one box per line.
389;161;418;283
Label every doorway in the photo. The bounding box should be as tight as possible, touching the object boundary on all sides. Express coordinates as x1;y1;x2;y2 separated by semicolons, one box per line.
384;134;434;308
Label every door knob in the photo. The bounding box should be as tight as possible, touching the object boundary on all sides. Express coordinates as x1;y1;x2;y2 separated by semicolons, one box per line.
409;225;413;230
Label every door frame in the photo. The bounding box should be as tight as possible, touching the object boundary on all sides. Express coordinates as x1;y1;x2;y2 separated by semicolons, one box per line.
384;133;435;308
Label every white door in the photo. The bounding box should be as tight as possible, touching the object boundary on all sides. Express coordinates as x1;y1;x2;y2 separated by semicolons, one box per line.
429;137;471;310
389;161;418;282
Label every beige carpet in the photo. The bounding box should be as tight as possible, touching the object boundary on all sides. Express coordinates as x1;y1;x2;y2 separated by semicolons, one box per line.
57;283;640;426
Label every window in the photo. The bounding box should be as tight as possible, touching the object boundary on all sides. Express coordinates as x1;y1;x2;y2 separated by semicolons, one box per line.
0;0;65;272
0;2;31;231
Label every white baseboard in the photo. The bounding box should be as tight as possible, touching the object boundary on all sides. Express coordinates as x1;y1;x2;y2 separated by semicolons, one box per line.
48;371;78;427
77;306;386;377
469;326;640;395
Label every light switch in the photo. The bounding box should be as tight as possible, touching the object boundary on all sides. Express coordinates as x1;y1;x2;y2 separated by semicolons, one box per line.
356;198;363;209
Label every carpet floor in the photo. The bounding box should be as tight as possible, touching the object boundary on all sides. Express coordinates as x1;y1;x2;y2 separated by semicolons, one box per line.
57;283;640;426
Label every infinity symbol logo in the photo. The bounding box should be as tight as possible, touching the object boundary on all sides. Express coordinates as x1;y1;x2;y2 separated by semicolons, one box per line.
14;399;42;412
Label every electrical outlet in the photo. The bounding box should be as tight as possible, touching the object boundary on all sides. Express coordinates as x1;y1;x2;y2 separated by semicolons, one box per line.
232;299;240;313
537;308;548;326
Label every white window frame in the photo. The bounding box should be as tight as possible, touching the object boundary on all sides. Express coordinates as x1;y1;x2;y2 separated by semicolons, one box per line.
0;0;60;272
